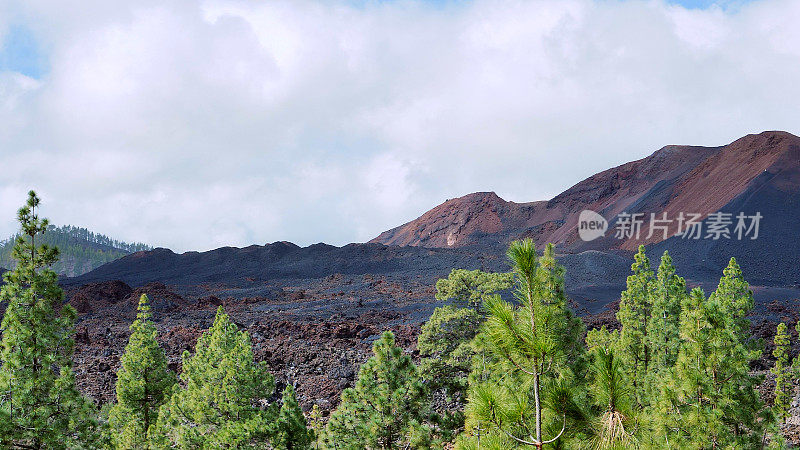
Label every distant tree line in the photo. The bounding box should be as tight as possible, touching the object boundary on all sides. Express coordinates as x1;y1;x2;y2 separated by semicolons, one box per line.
0;223;151;276
0;192;797;448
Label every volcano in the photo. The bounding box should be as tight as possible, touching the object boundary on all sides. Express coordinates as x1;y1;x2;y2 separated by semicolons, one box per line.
373;131;799;251
371;131;800;284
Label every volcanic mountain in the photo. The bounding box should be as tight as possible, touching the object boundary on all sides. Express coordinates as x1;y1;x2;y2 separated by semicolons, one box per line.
44;130;800;415
371;131;800;284
66;131;800;299
60;130;800;323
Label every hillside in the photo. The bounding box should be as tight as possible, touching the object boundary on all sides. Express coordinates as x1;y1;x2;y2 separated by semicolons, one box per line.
0;225;151;277
370;131;800;284
371;131;799;255
65;131;800;301
55;131;800;417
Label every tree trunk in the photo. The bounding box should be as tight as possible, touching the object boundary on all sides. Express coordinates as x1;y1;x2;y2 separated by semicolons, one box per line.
534;367;542;449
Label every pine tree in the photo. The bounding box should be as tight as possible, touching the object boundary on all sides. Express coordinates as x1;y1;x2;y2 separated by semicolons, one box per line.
320;331;433;449
0;224;151;277
418;305;481;438
772;322;792;422
655;287;718;448
435;269;514;309
616;245;653;406
656;283;768;447
585;325;634;449
419;268;515;439
307;404;324;449
152;306;277;448
274;384;314;450
585;326;619;352
645;251;685;373
460;240;585;448
108;294;176;449
710;258;767;444
0;191;103;448
794;320;800;375
588;348;636;449
418;306;481;391
708;257;753;340
536;243;586;378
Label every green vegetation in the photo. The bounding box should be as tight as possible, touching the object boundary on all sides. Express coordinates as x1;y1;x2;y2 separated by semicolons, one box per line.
459;241;586;448
435;268;513;308
773;322;793;423
452;243;776;448
152;306;279;448
616;245;654;405
417;268;511;439
0;191;104;448
587;347;636;448
0;224;151;276
108;294;176;449
275;384;315;450
0;192;793;448
417;305;480;439
320;331;434;449
645;251;684;376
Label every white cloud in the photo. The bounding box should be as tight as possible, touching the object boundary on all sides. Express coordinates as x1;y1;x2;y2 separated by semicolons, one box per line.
0;0;799;251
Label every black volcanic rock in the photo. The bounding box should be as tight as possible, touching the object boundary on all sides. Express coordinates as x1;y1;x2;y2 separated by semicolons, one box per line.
63;242;498;290
68;280;133;313
127;282;186;312
651;134;800;286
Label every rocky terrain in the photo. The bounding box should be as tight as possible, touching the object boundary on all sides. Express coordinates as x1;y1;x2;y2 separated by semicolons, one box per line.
59;241;638;414
24;130;800;430
66;274;435;413
61;255;800;420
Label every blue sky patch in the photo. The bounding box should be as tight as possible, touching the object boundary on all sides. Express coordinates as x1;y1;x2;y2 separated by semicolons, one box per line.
0;24;46;79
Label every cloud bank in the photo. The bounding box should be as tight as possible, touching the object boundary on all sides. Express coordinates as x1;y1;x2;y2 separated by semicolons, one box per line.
0;0;798;251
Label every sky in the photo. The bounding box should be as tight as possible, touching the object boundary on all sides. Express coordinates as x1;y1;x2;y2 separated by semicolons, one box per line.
0;0;798;252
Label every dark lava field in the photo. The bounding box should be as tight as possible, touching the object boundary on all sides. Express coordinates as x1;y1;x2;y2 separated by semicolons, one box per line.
59;240;800;416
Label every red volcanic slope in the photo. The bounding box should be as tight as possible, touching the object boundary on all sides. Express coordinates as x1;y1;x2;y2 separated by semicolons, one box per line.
370;131;800;252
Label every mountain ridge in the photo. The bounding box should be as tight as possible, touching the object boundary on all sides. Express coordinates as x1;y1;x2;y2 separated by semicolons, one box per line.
66;131;800;293
370;130;800;253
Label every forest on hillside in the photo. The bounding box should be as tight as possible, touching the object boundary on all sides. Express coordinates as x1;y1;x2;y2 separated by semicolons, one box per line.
0;224;151;277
